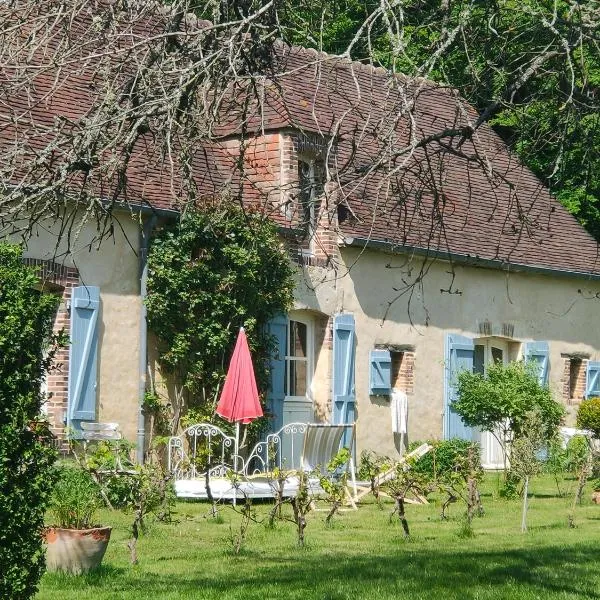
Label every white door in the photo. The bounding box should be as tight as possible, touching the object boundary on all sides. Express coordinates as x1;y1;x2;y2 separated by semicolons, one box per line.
474;339;508;469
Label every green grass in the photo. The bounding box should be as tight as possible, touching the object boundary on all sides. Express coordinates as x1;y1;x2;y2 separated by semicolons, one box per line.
37;475;600;600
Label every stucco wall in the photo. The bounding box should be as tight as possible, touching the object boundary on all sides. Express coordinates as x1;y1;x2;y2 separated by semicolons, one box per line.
18;211;142;442
294;247;600;458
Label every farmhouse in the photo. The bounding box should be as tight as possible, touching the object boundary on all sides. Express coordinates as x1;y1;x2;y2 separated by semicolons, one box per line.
4;5;600;467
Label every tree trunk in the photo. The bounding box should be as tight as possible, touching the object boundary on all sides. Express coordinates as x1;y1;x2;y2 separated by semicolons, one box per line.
290;497;306;547
396;495;410;538
325;500;341;526
521;475;529;533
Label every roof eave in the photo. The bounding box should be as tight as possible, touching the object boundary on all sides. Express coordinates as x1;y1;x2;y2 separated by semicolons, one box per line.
344;236;600;282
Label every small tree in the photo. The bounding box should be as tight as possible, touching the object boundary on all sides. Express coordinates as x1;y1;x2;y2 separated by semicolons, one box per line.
358;450;391;508
412;439;483;524
509;410;546;532
0;244;62;599
318;448;351;526
383;458;431;538
454;361;564;474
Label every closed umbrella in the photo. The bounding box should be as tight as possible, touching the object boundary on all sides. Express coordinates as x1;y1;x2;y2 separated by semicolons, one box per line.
216;327;263;468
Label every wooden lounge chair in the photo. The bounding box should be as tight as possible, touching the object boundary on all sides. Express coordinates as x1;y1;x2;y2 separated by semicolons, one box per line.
354;442;432;504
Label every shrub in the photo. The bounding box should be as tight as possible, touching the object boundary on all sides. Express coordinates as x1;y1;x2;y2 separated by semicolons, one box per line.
410;439;475;481
49;465;101;529
0;243;61;599
576;397;600;438
146;201;295;414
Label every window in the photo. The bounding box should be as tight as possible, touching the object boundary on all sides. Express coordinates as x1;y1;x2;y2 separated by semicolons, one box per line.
298;156;325;250
562;356;587;404
285;318;312;398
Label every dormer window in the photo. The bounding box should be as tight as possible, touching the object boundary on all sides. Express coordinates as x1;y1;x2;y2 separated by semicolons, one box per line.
298;155;325;251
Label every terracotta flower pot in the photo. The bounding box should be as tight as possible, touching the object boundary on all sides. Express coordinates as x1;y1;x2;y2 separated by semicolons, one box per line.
44;526;112;574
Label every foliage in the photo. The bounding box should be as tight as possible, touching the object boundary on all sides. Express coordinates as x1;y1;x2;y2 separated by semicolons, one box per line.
49;465;101;530
146;202;295;416
411;439;483;523
318;447;351;525
576;397;600;438
0;243;62;600
102;461;173;564
382;456;431;538
454;361;564;445
357;450;391;506
410;439;474;482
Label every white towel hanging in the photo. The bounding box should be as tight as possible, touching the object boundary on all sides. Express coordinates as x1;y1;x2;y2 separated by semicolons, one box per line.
391;389;408;435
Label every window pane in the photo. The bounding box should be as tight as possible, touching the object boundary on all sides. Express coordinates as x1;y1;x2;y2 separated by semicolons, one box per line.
474;345;485;375
491;346;503;364
289;359;307;396
289;321;307;358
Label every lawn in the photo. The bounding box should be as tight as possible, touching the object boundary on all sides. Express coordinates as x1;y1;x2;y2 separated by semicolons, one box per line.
37;474;600;600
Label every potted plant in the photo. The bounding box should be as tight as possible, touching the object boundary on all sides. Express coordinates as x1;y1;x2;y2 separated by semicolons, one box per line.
44;464;111;574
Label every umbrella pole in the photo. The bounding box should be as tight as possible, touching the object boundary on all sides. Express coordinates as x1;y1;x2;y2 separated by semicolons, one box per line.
234;422;240;507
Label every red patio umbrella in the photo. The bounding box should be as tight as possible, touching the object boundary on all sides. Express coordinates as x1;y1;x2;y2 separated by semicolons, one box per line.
216;327;263;465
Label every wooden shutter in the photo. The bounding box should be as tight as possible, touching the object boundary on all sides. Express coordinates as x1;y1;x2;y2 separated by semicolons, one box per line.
332;313;356;439
444;333;474;440
68;286;100;437
369;349;391;395
266;314;287;432
586;361;600;398
523;341;550;386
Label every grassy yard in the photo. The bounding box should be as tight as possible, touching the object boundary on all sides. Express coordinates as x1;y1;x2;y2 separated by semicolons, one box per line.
38;474;600;600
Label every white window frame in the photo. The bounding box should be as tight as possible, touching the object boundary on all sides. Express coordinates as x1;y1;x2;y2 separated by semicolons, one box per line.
284;311;314;404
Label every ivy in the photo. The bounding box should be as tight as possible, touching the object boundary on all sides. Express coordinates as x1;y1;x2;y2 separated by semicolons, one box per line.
145;202;295;414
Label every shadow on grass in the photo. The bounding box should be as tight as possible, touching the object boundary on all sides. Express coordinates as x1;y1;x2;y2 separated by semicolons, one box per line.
43;564;127;586
43;543;600;599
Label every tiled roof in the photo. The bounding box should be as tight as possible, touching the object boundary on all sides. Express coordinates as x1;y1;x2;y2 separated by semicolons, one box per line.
265;46;600;277
1;6;598;277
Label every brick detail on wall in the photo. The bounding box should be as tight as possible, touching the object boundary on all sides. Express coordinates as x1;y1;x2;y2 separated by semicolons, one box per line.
218;131;341;269
391;351;415;396
561;357;587;405
25;259;80;446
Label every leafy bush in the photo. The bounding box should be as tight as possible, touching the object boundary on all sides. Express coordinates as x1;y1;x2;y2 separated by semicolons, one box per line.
0;243;61;599
576;397;600;438
49;465;101;529
410;439;476;481
146;202;295;413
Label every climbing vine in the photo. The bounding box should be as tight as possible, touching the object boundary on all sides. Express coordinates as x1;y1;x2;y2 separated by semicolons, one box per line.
146;201;295;419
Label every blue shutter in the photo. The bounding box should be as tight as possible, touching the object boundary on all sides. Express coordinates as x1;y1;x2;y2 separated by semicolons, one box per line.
444;333;474;440
523;341;549;386
332;314;356;453
369;349;391;395
586;361;600;398
68;286;100;437
266;314;287;432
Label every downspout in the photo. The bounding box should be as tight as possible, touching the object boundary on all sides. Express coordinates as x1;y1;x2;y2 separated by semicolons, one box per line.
137;214;157;463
